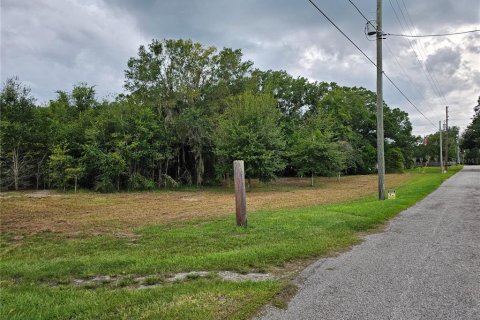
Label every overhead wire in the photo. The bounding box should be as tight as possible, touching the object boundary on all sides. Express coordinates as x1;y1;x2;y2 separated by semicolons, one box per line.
387;29;480;37
387;0;448;107
348;0;479;38
395;0;449;107
348;0;434;112
307;0;437;128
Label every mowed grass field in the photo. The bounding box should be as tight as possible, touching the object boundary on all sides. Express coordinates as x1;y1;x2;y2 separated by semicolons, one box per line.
0;167;462;319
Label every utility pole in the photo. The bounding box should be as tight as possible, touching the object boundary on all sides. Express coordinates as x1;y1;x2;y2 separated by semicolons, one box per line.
439;121;443;173
376;0;385;200
445;106;449;171
456;134;460;164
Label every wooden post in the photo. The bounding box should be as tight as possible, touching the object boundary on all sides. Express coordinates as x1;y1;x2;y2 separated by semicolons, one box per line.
233;160;247;227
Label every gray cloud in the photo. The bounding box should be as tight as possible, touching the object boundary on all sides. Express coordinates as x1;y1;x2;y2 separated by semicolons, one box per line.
1;0;148;103
426;47;461;77
1;0;479;135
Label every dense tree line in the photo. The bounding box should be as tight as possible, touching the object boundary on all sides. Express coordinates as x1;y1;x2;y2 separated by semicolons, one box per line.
414;95;479;166
1;39;419;191
413;126;460;165
460;96;480;164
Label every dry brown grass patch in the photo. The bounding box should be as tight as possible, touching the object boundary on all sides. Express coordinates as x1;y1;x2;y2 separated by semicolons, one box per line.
0;173;411;236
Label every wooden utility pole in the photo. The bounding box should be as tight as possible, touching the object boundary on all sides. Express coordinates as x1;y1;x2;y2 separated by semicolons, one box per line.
456;134;460;164
439;121;443;173
444;106;449;171
233;160;247;227
376;0;385;200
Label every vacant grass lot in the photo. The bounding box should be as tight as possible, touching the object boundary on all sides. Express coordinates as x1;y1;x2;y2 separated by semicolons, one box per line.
0;174;411;236
0;167;461;319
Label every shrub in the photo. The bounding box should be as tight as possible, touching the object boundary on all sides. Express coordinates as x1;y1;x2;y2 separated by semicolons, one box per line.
385;147;405;173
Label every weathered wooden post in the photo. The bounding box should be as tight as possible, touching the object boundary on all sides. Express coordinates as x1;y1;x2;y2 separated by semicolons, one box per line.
233;160;247;227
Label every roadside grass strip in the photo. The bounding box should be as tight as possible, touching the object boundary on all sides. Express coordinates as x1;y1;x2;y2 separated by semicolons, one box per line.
0;166;461;319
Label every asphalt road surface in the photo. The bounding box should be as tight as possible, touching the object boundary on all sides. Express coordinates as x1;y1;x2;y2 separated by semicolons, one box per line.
259;166;480;320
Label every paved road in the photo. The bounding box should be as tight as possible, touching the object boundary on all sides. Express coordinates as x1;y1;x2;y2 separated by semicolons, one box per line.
259;166;480;320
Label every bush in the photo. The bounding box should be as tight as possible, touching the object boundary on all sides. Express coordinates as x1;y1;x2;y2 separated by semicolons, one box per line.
128;173;155;190
94;178;115;193
385;147;405;173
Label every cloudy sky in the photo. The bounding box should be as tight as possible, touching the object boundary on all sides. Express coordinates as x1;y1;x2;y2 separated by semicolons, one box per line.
1;0;479;136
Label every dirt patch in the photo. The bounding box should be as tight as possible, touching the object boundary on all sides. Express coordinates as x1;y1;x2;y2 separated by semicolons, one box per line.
0;174;411;235
218;271;274;282
36;270;273;290
270;283;299;309
25;191;52;198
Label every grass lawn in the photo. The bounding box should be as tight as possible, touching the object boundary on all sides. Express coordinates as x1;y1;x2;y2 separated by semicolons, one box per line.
0;166;462;319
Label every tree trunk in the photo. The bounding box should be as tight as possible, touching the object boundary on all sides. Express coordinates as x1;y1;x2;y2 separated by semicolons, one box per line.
182;145;186;169
196;152;204;186
311;172;314;187
12;148;19;191
165;159;169;188
36;154;47;191
152;158;155;180
157;161;162;188
177;152;180;179
74;176;78;193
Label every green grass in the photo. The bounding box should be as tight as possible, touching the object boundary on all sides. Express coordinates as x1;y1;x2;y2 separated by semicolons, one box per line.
0;166;462;319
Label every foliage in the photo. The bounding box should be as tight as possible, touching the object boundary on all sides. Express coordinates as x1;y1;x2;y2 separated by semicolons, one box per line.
461;97;480;164
385;147;405;173
1;38;423;191
128;172;156;190
0;78;47;190
291;114;346;184
48;144;74;190
415;125;460;165
214;92;286;182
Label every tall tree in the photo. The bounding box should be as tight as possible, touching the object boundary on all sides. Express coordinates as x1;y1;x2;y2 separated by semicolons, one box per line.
291;114;346;186
48;143;74;191
461;97;480;164
214;92;286;185
0;78;37;190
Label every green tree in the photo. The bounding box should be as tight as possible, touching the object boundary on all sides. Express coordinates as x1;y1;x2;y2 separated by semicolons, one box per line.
214;92;286;185
461;97;480;164
315;86;377;174
385;147;405;173
384;107;416;168
125;39;220;184
65;166;85;193
49;143;74;191
291;115;346;186
0;78;37;190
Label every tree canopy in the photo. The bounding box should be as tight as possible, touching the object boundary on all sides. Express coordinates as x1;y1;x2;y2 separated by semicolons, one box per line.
1;39;421;191
460;96;480;164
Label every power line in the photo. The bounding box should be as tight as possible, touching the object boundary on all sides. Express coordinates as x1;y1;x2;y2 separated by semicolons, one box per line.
347;0;479;38
307;0;437;129
347;0;434;112
348;0;464;109
395;0;449;107
348;0;374;28
387;29;480;37
387;0;448;107
306;0;377;67
383;73;436;128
